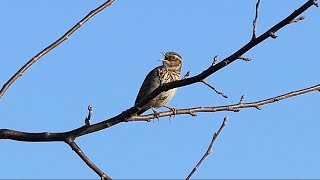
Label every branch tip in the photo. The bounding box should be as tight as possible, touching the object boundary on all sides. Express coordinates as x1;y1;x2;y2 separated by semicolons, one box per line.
270;32;278;39
212;55;219;66
313;0;319;7
238;56;252;62
182;71;190;79
85;105;93;126
255;106;262;110
188;110;197;116
239;95;245;104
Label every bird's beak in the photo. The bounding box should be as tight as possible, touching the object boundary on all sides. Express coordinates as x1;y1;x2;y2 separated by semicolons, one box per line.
159;59;168;62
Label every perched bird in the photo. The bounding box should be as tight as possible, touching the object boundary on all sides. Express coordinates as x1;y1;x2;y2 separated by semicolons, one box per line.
134;51;182;116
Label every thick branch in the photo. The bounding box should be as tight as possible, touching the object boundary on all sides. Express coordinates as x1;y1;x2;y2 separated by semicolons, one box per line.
0;0;115;101
1;84;319;141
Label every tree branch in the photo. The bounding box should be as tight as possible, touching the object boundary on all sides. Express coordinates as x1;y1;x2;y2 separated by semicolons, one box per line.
1;84;319;141
133;0;317;117
66;138;111;180
0;0;115;101
186;117;227;180
1;0;318;141
128;84;320;121
0;1;318;178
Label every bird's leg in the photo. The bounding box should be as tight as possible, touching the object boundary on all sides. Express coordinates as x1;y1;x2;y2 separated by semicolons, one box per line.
151;106;160;120
163;105;177;116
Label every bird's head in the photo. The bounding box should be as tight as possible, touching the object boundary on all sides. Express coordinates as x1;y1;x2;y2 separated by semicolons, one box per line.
160;51;182;70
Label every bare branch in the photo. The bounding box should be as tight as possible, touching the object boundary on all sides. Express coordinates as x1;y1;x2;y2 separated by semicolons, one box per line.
85;105;93;126
66;138;111;180
129;84;320;121
200;80;228;98
252;0;261;39
0;0;115;101
186;117;228;179
134;0;316;116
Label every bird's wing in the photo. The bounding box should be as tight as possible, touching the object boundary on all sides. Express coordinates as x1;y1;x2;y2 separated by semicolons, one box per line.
134;66;161;105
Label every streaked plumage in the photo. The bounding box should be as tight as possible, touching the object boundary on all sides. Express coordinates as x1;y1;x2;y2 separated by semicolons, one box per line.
135;52;182;115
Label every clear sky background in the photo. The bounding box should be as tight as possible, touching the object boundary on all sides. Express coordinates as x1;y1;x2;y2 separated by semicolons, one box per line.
1;0;319;179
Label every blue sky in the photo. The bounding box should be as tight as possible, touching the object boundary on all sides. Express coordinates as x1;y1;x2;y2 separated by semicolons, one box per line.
1;0;319;179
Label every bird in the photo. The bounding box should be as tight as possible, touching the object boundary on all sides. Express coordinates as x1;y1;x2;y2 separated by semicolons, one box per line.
134;51;182;117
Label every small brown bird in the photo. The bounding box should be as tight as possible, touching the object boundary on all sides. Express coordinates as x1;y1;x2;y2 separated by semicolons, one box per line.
135;51;182;116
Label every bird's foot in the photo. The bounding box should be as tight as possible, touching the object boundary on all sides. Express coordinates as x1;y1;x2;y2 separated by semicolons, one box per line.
163;105;177;116
151;107;160;120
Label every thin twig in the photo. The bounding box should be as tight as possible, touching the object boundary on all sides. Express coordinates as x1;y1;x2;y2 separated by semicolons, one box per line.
201;80;228;98
238;56;252;62
186;117;228;180
212;55;219;66
182;71;190;79
85;105;93;126
0;0;115;101
238;95;245;104
252;0;261;40
66;138;111;180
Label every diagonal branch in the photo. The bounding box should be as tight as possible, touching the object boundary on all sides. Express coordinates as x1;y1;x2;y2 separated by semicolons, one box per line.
133;0;317;118
0;0;115;101
186;117;227;180
66;138;111;180
200;80;228;98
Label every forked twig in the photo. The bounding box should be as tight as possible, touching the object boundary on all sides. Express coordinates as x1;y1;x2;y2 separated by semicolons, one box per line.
0;0;115;101
186;117;228;179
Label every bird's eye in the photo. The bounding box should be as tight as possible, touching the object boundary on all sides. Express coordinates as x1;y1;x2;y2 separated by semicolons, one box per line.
170;56;176;61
